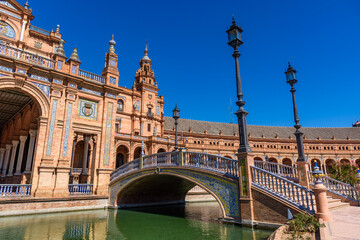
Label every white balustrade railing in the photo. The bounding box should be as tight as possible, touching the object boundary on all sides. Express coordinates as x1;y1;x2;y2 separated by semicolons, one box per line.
183;152;238;178
0;43;55;69
110;151;239;182
308;173;359;203
0;184;31;197
110;158;140;181
251;166;315;214
68;184;93;195
78;69;105;84
254;160;298;180
143;152;178;167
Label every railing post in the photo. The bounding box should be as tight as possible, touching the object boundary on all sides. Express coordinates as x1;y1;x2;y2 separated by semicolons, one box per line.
178;148;184;166
313;180;332;222
139;155;143;169
357;184;360;206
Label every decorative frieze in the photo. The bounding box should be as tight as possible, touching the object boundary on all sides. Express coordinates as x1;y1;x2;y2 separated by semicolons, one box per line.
29;81;50;97
103;102;113;165
46;99;58;156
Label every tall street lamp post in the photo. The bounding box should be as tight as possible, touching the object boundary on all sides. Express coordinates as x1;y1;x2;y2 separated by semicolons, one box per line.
285;62;306;162
226;17;251;153
285;62;310;187
173;105;180;150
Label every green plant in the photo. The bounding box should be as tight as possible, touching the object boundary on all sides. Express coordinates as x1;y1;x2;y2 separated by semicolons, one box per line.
287;213;324;240
328;162;358;186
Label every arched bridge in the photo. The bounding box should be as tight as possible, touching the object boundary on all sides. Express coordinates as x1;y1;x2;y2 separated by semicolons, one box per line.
109;150;240;219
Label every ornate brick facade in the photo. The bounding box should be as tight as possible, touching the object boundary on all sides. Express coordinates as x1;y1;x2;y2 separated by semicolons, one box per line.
0;0;358;199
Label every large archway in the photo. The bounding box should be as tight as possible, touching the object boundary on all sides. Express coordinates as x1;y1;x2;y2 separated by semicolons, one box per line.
0;87;44;184
110;168;240;219
133;147;142;159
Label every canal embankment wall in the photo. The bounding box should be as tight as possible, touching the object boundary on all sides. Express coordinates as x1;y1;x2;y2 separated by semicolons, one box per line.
0;196;108;217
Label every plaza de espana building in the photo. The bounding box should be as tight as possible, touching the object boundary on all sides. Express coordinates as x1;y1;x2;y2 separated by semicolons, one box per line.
0;0;359;199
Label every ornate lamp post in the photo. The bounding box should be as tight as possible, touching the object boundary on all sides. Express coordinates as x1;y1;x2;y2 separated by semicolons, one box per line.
285;63;306;162
173;105;180;150
226;17;251;153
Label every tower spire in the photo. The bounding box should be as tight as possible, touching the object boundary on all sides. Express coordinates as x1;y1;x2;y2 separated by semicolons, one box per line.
24;0;29;9
109;34;116;53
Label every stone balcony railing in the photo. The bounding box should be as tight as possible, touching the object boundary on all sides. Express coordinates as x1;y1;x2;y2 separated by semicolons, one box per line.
0;42;55;69
0;42;106;85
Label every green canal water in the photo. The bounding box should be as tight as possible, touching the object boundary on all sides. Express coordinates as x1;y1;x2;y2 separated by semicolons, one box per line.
0;202;273;240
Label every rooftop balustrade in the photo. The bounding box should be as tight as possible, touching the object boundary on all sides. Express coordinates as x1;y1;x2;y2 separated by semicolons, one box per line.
0;42;55;69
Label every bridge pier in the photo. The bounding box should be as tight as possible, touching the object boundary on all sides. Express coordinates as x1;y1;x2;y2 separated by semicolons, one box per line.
237;152;255;225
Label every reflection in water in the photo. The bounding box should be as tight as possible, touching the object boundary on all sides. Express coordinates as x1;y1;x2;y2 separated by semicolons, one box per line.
0;202;272;240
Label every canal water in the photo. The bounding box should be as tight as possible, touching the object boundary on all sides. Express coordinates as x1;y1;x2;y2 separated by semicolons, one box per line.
0;202;273;239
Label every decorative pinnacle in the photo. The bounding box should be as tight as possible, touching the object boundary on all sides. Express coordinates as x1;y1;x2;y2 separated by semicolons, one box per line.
24;0;29;9
70;48;80;61
56;39;65;56
142;41;151;61
56;24;60;34
232;15;236;24
109;34;116;53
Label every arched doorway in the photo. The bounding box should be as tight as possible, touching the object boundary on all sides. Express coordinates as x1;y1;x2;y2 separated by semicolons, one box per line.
157;148;166;153
268;157;278;163
116;145;129;168
134;147;142;159
254;157;263;161
282;158;292;166
325;159;335;174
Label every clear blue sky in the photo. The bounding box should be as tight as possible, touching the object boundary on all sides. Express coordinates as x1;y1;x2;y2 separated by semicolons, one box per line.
24;0;360;127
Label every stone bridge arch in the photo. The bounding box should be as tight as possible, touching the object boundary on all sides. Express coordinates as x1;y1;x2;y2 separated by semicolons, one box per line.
109;167;240;219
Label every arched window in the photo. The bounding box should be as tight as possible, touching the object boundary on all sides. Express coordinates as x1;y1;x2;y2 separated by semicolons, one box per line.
0;21;15;39
117;100;124;112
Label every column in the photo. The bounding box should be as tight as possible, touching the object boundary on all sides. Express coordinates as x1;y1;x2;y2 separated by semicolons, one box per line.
2;145;11;176
82;135;90;174
7;140;19;176
0;148;5;172
20;20;27;41
15;135;28;175
24;130;37;174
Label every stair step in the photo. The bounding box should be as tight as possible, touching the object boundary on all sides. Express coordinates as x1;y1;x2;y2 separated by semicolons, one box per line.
328;201;350;210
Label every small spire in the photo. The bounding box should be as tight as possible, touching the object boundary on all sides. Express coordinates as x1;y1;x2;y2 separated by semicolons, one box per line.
24;0;29;9
109;34;116;53
232;15;236;25
56;25;60;34
132;81;136;89
56;39;65;56
141;140;145;156
70;48;80;61
142;42;151;61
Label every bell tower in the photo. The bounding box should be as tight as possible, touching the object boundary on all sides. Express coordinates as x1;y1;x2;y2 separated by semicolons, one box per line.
102;35;119;86
135;44;158;91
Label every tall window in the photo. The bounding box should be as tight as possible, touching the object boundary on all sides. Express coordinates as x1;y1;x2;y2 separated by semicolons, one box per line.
148;124;151;132
117;100;124;112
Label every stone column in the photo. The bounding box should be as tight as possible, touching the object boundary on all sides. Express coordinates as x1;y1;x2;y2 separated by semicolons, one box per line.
24;130;37;174
82;135;90;174
0;148;5;172
1;145;11;177
7;140;19;176
15;135;28;175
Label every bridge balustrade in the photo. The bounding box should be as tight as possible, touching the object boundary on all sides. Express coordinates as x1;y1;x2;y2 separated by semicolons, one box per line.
183;152;238;178
254;160;298;180
68;184;93;195
308;172;359;203
110;151;239;182
0;184;31;197
143;152;178;167
251;166;315;214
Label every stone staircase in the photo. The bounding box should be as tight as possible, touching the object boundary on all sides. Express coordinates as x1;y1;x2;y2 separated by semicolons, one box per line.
252;161;358;215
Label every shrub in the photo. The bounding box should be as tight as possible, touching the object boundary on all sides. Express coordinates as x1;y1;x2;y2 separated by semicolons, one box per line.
287;213;324;240
328;162;358;186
